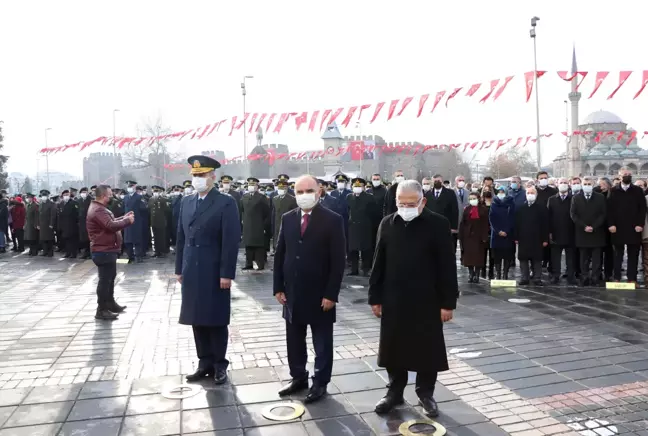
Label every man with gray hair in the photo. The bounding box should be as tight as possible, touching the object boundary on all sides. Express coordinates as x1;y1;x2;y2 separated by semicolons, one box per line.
369;179;458;417
514;186;549;285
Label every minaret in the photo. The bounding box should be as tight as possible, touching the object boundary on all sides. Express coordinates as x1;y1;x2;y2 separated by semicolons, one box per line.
567;46;582;177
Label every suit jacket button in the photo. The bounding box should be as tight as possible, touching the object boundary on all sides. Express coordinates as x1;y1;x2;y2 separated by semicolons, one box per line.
296;256;300;259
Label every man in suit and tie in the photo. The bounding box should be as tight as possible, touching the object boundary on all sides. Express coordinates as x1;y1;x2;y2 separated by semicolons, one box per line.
454;175;470;220
176;155;241;385
426;174;460;250
273;175;346;403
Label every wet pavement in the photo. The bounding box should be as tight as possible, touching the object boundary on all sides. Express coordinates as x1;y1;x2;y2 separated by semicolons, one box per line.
1;250;648;435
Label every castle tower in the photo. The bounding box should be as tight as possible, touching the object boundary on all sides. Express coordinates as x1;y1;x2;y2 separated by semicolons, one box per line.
567;46;582;177
321;122;344;174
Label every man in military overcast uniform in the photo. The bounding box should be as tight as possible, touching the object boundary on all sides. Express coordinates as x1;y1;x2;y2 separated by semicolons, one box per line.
56;191;67;252
60;189;79;258
317;180;339;211
78;187;92;259
241;177;271;270
149;185;169;257
124;181;147;263
366;173;388;251
347;178;376;276
272;179;297;251
38;189;56;257
330;174;351;255
25;193;40;256
220;175;241;213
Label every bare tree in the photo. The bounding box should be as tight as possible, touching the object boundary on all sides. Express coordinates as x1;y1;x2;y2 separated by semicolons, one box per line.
484;148;536;179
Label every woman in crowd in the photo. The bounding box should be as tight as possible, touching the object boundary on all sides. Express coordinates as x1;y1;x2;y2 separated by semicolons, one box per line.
596;177;614;282
489;186;516;279
459;192;489;283
10;196;26;253
481;188;494;279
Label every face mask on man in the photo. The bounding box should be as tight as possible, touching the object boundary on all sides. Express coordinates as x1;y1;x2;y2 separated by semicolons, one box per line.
63;195;70;202
497;193;506;200
539;179;548;187
222;183;230;191
153;192;159;198
510;183;519;190
457;181;465;189
422;184;431;191
622;175;632;185
582;185;593;194
471;187;479;193
571;184;582;192
433;181;442;189
247;185;257;193
296;193;317;210
526;194;536;203
397;203;421;222
352;187;363;194
372;180;381;187
41;196;48;202
337;182;345;190
558;183;569;193
184;187;193;195
80;193;87;199
127;187;134;194
118;194;125;200
469;199;479;206
192;177;209;193
395;176;405;183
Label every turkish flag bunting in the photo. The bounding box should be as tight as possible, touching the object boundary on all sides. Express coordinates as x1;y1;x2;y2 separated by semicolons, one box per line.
349;141;364;160
608;71;632;99
387;99;399;121
445;87;463;107
634;70;648;99
479;79;500;103
370;102;385;123
308;111;319;132
179;130;193;141
557;71;578;81
397;97;413;116
493;76;514;101
236;113;249;130
254;113;267;133
417;94;429;117
431;91;446;113
358;104;371;120
341;106;358;127
524;72;535;102
273;113;290;133
319;109;332;130
294;112;308;130
329;107;344;124
265;113;277;133
228;116;237;136
248;114;258;133
197;125;211;139
576;72;588;91
588;71;609;99
466;83;481;97
206;124;219;137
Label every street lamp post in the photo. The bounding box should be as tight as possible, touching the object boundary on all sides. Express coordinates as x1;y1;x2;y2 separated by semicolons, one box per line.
113;109;120;187
530;16;541;171
45;128;52;189
241;76;254;161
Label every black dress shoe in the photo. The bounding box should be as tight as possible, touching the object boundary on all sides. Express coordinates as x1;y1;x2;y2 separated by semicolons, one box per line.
304;384;327;403
186;368;212;382
214;369;228;385
374;393;404;414
348;271;359;276
107;302;126;313
95;309;119;320
419;396;439;417
278;378;309;396
241;266;254;270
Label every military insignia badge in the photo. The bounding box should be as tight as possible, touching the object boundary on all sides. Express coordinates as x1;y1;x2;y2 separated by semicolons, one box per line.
193;160;201;169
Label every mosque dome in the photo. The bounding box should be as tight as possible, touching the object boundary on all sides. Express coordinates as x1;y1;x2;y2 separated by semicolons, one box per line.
620;149;635;156
592;143;609;152
610;143;625;151
636;149;648;157
583;110;623;125
588;149;604;158
604;150;619;157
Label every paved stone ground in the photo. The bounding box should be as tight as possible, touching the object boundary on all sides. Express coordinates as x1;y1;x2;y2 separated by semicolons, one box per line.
1;250;648;435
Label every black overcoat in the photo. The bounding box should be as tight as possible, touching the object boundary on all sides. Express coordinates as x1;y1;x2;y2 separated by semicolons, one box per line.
424;187;460;230
346;192;375;251
272;194;297;248
458;205;489;267
60;199;79;239
570;192;607;248
241;192;271;248
369;209;458;372
514;202;549;260
78;197;92;243
606;184;647;245
25;202;40;241
38;201;56;241
547;193;575;246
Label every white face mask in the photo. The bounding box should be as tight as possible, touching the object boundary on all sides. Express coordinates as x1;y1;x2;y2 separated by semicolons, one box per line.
526;194;537;203
222;183;230;191
337;182;346;190
277;189;286;196
469;199;479;206
80;193;87;199
119;194;125;200
497;193;506;200
571;184;582;192
422;184;431;191
247;185;257;193
372;180;381;187
63;195;70;202
184;187;193;195
539;179;549;187
296;193;317;210
127;187;134;194
192;176;209;193
558;183;569;193
41;196;48;202
395;176;404;183
353;187;363;194
457;181;466;189
397;206;420;222
582;185;593;194
26;198;32;204
153;192;159;198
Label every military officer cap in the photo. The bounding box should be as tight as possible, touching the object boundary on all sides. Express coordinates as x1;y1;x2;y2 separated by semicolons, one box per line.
126;180;137;187
173;185;182;190
221;175;234;183
277;180;289;188
265;185;274;191
61;189;70;195
365;181;372;188
90;185;97;190
113;188;121;194
80;187;88;193
136;185;144;191
70;187;78;192
277;174;290;181
290;182;295;188
40;189;50;196
51;195;59;202
187;154;221;175
26;192;35;198
182;180;193;188
247;177;260;185
351;177;366;187
140;185;147;190
335;174;349;183
152;185;163;192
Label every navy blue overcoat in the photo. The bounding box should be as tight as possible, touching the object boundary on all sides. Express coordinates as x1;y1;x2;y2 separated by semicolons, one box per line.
175;189;241;326
123;193;147;244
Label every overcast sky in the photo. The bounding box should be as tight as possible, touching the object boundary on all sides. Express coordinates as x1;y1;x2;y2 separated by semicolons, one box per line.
2;0;647;178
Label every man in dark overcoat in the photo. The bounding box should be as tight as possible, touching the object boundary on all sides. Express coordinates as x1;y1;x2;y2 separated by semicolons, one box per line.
149;185;169;257
514;187;549;286
346;177;375;276
606;168;647;282
272;180;297;250
123;181;147;263
369;180;458;417
241;177;271;270
570;177;607;286
38;189;56;257
60;190;79;258
176;155;240;385
77;187;92;259
317;180;340;214
382;169;405;216
366;174;387;251
169;185;183;248
24;193;40;256
273;175;346;403
425;174;459;234
547;178;576;284
330;174;351;253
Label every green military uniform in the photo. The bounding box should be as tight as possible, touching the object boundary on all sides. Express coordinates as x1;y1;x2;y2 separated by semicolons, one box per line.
148;185;170;256
241;177;271;270
272;181;297;250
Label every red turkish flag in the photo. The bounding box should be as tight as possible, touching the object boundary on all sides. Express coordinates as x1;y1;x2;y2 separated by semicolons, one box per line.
228;117;237;136
445;87;463;107
197;125;211;139
329;107;344;124
236;113;249;130
430;91;446;113
387;99;399;121
607;71;632;99
349;140;364;160
294;112;308;130
319;109;332;130
466;83;481;97
557;71;578;81
254;113;267;133
341;106;358;127
588;71;609;99
273;113;290;133
265;113;277;132
358;104;371;120
248;114;258;133
417;94;429;117
524;72;535;102
479;79;500;103
493;76;514;101
370;102;385;123
634;70;648;99
308;111;319;132
397;97;413;116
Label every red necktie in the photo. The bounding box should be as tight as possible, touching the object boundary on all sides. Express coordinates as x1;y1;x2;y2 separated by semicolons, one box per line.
301;214;310;236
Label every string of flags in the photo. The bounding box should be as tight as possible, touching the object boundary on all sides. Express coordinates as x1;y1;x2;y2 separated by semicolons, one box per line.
162;129;648;169
38;70;648;155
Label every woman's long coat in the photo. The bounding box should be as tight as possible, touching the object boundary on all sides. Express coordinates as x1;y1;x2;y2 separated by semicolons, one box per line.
489;196;515;250
458;205;489;267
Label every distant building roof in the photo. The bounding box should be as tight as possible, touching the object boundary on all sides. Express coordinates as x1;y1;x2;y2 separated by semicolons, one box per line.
321;122;343;140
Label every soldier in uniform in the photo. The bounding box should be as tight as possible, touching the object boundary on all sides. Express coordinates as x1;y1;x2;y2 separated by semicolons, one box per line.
317;180;339;211
38;189;56;257
109;189;125;218
124;181;147;263
347;178;376;276
367;173;388;251
183;180;194;196
221;175;241;209
272;180;297;250
330;174;351;254
140;186;152;253
149;185;170;257
24;193;40;256
169;185;183;248
176;155;241;385
60;189;80;258
56;191;67;252
241;177;271;270
78;187;92;259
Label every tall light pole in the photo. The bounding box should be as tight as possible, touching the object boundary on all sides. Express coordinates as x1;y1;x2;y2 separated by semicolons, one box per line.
45;128;52;189
356;121;364;174
112;109;120;186
241;76;254;160
530;16;541;171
